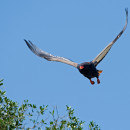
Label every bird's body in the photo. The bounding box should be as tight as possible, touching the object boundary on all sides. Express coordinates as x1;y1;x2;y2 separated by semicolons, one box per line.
78;62;98;79
77;62;101;84
24;9;128;85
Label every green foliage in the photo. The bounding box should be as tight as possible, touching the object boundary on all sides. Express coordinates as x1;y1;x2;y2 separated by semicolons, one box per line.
0;79;100;130
89;121;100;130
46;106;85;130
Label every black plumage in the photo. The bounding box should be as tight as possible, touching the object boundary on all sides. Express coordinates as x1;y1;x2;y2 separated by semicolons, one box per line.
25;9;128;85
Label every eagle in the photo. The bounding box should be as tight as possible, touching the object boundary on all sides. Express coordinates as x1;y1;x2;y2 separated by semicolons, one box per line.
24;9;128;85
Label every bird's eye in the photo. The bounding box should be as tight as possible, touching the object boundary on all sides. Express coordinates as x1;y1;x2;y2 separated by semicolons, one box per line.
79;66;84;69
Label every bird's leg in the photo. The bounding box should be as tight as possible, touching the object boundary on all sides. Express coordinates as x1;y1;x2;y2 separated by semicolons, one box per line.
97;78;100;84
90;79;95;85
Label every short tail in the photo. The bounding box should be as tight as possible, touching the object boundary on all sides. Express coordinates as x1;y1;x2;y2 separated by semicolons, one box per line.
98;70;103;76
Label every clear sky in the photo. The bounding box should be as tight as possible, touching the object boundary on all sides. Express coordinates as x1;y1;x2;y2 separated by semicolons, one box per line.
0;0;130;129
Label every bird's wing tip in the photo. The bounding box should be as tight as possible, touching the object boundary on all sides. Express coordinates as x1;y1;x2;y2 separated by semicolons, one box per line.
24;39;33;46
125;8;128;13
24;39;28;43
125;8;128;17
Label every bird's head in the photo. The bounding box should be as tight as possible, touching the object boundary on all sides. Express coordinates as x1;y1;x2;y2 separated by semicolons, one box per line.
79;65;84;70
77;65;85;73
77;63;88;71
77;62;91;71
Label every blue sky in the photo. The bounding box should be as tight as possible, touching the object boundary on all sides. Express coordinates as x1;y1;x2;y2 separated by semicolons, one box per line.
0;0;130;129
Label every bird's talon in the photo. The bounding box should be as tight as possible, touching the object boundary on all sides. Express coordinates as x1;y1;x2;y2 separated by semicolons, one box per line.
90;79;95;85
97;78;100;84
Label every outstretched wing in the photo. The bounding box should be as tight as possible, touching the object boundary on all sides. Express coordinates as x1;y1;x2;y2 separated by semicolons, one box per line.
92;8;128;66
24;40;78;68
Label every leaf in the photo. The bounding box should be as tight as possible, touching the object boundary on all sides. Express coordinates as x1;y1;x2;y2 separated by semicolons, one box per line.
50;121;53;125
33;104;36;109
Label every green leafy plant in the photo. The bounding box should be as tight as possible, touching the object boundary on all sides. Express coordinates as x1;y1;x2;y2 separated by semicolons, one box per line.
0;79;100;130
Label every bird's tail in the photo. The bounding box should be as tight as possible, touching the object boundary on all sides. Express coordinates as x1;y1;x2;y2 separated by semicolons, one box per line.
98;70;103;76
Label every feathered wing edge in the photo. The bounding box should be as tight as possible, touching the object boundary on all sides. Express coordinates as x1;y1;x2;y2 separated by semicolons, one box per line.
92;8;128;66
24;40;78;68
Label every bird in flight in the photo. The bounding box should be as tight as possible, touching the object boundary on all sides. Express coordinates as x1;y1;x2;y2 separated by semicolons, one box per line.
25;9;128;85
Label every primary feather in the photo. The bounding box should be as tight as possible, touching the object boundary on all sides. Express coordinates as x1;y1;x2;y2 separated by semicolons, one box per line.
92;8;128;66
24;40;78;68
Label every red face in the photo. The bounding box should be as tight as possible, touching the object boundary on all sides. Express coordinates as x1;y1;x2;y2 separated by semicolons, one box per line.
79;65;84;69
